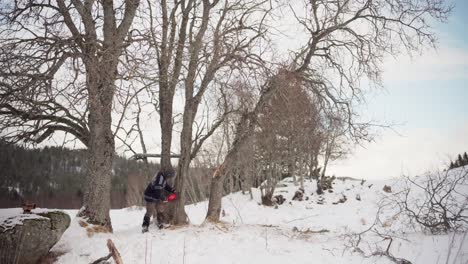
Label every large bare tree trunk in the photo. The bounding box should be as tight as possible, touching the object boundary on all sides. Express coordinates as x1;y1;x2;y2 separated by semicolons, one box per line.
83;114;114;228
159;88;174;170
171;101;197;225
77;0;140;224
206;169;224;222
206;112;253;221
79;53;118;228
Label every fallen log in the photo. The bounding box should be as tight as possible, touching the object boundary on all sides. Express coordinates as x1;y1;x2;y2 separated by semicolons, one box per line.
107;239;123;264
90;239;123;264
90;254;111;264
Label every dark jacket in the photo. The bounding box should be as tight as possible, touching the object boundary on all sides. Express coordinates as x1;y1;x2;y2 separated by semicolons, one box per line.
144;172;175;202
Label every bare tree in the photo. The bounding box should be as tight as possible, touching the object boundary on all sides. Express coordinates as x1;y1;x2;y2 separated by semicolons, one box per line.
0;0;140;228
206;0;452;222
254;76;322;202
140;0;270;224
316;116;348;194
395;167;468;234
206;70;296;220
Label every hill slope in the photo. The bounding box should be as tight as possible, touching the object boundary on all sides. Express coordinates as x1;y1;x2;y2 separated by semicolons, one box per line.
3;170;467;263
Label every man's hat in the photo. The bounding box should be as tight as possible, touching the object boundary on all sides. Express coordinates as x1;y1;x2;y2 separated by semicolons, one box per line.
162;168;176;178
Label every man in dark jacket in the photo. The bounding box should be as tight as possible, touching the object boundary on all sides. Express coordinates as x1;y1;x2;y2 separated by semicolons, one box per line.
142;168;176;232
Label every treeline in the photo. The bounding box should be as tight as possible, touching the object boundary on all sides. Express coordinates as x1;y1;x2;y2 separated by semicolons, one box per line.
0;141;157;208
449;152;468;170
0;0;448;225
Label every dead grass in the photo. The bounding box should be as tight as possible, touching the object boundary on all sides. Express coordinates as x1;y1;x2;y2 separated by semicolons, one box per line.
86;225;112;237
78;220;88;228
38;250;67;264
292;227;330;234
166;224;188;230
382;214;399;228
78;219;111;237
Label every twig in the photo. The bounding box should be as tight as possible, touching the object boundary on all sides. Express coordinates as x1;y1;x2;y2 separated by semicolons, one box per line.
183;235;186;264
228;198;244;224
145;233;148;264
90;253;112;264
149;235;152;264
284;214;318;224
344;203;411;264
447;232;468;264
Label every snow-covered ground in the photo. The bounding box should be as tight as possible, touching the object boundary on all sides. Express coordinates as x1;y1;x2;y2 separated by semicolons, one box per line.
2;169;468;264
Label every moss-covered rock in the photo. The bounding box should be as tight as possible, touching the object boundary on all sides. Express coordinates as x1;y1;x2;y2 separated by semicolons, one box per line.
0;210;70;264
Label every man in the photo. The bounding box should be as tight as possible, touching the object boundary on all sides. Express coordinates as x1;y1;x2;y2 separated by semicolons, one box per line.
142;168;176;233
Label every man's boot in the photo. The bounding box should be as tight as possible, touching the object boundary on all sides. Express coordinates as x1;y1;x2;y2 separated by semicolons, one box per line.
156;212;165;229
142;215;150;233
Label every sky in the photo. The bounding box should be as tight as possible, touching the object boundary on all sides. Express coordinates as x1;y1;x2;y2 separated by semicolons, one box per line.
328;0;468;179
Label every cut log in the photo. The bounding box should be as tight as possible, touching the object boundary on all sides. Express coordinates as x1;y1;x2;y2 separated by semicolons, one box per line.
107;239;123;264
90;239;123;264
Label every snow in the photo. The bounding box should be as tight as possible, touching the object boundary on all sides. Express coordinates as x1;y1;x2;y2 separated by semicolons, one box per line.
1;169;467;263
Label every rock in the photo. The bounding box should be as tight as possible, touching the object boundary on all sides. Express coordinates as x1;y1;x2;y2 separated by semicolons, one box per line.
321;176;336;190
0;209;70;264
317;196;325;205
383;185;392;193
333;194;347;205
261;194;275;206
273;194;286;205
340;195;347;203
356;194;361;201
292;188;305;201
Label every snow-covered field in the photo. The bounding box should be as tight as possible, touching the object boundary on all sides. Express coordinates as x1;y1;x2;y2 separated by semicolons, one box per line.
2;169;468;264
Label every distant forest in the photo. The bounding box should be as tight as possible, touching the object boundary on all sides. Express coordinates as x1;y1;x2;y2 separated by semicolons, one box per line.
0;142;216;209
0;141;158;209
449;152;468;170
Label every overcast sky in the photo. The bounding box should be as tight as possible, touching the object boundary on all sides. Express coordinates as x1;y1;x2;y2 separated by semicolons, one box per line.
328;0;468;180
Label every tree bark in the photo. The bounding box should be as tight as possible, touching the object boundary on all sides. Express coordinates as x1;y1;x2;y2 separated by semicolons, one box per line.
171;101;196;225
206;169;224;222
159;87;174;171
205;112;252;221
77;0;139;229
78;47;118;227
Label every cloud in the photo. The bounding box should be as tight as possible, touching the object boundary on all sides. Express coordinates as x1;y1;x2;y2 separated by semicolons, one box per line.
328;122;468;180
383;47;468;81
